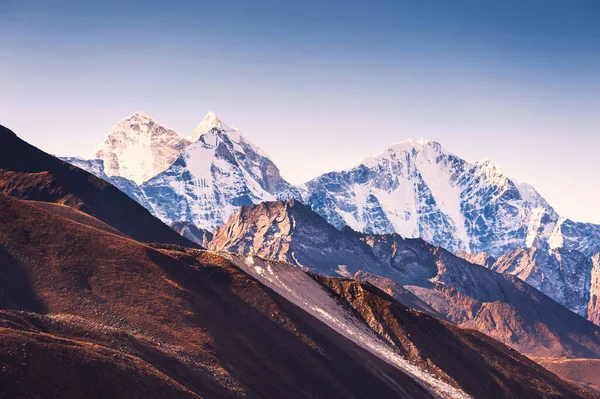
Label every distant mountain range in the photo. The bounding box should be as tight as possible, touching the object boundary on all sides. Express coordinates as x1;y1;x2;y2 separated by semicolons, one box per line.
64;111;600;258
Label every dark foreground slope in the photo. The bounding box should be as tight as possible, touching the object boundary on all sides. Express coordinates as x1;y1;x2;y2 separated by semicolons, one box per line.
0;194;436;399
0;125;196;247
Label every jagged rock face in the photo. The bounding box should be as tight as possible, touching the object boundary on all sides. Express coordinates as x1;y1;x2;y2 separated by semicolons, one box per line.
352;271;444;319
297;140;565;257
210;199;371;275
492;247;593;317
92;112;191;184
208;200;600;359
588;253;600;325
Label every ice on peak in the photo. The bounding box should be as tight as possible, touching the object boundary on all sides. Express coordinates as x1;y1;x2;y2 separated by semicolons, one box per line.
204;111;218;121
411;138;433;146
475;157;504;176
390;138;443;152
380;139;446;159
360;139;446;167
90;111;187;184
191;111;237;142
126;110;153;121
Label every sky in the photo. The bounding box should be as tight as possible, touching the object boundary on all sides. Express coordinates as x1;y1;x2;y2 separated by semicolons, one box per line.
1;0;599;223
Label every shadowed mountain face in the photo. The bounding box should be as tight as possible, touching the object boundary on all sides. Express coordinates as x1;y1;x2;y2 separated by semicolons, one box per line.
0;125;198;247
207;199;600;360
535;357;600;393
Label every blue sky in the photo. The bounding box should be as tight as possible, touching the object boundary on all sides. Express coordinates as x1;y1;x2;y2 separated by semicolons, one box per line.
1;0;599;222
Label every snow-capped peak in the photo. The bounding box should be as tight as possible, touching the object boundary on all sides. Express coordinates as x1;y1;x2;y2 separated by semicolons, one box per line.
475;156;501;173
389;138;445;154
191;111;237;142
127;110;152;120
91;112;190;184
407;138;433;146
361;138;447;167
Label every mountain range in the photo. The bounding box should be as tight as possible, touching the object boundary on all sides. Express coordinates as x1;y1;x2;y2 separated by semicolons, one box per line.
3;123;597;397
64;111;600;259
10;111;598;395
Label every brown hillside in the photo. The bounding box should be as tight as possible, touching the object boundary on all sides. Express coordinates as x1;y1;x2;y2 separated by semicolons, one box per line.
0;194;433;398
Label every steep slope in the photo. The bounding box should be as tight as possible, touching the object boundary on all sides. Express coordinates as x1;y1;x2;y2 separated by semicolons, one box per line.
0;193;439;399
92;111;191;184
549;218;600;258
352;270;444;318
462;248;600;326
0;125;196;247
27;200;126;237
221;253;594;399
317;275;594;399
139;112;291;230
208;200;600;360
297;140;600;257
0;314;200;399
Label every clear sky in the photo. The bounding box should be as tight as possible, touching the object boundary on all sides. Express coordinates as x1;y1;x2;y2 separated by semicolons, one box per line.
1;0;599;223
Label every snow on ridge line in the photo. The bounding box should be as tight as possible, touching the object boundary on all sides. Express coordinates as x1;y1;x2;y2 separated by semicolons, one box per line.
221;251;471;399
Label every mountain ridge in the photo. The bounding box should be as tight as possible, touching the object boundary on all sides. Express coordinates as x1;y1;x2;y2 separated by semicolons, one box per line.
62;112;600;258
